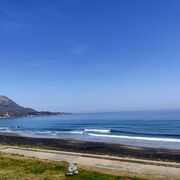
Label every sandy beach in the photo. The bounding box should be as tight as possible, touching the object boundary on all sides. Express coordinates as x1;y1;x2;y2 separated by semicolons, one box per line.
0;132;180;163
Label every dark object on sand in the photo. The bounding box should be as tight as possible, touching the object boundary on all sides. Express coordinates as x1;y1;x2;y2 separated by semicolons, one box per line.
66;163;78;175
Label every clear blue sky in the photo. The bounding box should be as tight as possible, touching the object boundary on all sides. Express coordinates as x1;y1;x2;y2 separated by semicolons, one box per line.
0;0;179;112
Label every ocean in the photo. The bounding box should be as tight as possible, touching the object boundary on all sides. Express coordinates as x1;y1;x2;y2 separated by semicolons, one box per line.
0;111;180;149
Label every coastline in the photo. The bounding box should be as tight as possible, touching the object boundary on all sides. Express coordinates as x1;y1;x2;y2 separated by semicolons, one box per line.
0;132;180;163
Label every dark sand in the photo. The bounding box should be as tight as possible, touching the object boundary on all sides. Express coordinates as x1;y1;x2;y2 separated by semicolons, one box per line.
0;132;180;162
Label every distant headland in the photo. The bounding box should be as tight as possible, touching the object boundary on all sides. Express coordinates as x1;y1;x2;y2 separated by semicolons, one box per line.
0;96;71;118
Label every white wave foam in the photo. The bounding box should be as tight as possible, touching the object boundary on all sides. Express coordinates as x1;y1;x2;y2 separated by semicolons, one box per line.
37;130;84;135
84;129;111;133
0;127;9;130
24;131;57;136
0;127;12;132
21;130;84;136
69;131;84;134
36;131;53;134
88;133;180;143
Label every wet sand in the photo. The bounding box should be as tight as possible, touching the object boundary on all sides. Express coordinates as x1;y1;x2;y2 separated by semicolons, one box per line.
0;132;180;162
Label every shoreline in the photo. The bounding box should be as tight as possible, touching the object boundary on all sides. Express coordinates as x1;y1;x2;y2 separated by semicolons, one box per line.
0;132;180;162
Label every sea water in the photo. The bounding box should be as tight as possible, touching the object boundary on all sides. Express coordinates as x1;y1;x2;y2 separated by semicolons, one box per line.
0;111;180;149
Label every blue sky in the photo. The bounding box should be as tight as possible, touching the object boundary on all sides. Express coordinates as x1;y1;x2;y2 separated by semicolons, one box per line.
0;0;180;112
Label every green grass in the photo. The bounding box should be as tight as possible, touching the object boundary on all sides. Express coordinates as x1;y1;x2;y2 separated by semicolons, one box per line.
0;153;144;180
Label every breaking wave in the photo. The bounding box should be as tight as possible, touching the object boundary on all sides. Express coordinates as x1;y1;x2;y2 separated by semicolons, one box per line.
84;129;111;133
0;127;180;143
87;133;180;142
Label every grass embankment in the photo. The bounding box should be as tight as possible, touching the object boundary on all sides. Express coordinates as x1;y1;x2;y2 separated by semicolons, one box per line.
0;153;143;180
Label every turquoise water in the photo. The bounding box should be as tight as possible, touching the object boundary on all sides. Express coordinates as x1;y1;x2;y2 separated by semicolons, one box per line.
0;111;180;149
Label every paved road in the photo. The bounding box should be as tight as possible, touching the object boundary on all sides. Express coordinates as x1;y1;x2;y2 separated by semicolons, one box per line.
1;146;180;179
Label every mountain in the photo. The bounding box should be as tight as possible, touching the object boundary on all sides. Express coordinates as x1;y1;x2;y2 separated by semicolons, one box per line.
0;96;67;118
0;96;19;107
0;96;36;118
